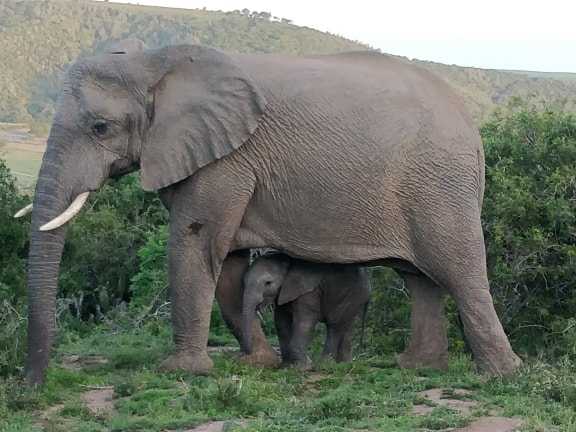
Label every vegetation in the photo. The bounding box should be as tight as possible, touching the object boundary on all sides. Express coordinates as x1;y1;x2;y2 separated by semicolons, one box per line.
2;326;576;431
481;97;576;358
0;0;371;130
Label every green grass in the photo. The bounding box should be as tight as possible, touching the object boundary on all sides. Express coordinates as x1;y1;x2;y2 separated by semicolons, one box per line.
0;147;42;187
2;321;575;432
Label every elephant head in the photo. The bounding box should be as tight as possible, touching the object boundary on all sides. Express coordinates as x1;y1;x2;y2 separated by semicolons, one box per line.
16;39;266;389
241;254;322;354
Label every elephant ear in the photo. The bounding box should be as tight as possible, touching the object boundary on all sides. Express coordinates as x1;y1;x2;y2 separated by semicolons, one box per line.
107;38;148;54
140;44;266;191
277;262;323;306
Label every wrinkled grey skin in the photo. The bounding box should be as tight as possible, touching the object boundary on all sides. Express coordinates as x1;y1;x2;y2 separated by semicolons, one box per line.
242;253;371;369
22;38;522;389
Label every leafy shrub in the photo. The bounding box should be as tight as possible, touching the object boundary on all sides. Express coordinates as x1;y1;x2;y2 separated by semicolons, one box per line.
365;269;468;357
58;172;168;322
128;223;234;343
0;158;30;302
0;158;30;375
481;98;576;356
363;268;409;355
129;225;169;312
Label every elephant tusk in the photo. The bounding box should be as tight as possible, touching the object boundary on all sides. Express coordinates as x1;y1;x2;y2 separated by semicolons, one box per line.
14;203;33;218
39;192;90;231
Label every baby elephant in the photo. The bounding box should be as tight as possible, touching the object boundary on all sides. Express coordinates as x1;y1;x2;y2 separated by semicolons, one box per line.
242;252;371;369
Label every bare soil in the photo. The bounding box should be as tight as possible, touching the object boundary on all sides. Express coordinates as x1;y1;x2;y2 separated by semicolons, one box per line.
60;354;109;371
81;387;116;417
0;126;46;152
183;420;248;431
413;386;525;432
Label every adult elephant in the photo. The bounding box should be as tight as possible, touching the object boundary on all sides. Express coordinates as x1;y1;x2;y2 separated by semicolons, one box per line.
16;38;521;389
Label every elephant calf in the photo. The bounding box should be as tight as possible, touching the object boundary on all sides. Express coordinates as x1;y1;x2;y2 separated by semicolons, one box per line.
242;252;371;369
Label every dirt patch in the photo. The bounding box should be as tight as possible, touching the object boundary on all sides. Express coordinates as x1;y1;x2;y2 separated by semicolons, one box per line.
302;372;329;395
413;404;436;415
177;420;247;431
81;387;116;417
308;372;329;382
413;388;476;415
36;386;116;428
60;354;108;371
435;416;525;432
415;387;525;432
185;421;227;432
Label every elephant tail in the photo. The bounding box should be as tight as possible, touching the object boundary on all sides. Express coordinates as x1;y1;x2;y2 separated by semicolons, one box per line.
358;299;370;350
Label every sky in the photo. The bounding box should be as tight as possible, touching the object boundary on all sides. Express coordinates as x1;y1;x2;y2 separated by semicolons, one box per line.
104;0;576;73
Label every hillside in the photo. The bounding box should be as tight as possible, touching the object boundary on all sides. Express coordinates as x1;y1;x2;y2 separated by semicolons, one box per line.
413;59;576;121
0;0;371;132
1;0;576;131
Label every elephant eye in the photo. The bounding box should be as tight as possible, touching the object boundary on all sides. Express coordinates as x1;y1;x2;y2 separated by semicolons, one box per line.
92;121;108;138
264;280;272;286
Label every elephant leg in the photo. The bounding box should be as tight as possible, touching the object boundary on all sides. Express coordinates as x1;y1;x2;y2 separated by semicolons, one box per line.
158;231;217;375
413;214;522;376
288;311;316;370
215;250;279;366
274;304;294;366
394;272;449;371
321;324;339;360
335;320;355;362
158;168;258;375
447;273;521;375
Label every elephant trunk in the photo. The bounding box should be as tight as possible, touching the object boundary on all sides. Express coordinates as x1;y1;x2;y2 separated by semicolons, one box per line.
242;291;262;354
25;146;74;389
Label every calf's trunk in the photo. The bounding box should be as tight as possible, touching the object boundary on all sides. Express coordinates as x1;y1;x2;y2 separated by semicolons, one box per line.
242;292;262;354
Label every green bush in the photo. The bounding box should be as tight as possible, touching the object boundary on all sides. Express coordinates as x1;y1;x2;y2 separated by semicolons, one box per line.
481;98;576;357
365;269;468;357
0;159;31;375
58;172;168;322
129;225;237;344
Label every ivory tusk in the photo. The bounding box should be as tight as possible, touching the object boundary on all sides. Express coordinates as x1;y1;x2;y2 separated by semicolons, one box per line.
39;192;90;231
14;203;33;218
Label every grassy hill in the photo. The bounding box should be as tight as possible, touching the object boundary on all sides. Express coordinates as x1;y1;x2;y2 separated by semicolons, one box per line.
2;0;576;180
0;0;372;130
500;69;576;80
2;0;576;128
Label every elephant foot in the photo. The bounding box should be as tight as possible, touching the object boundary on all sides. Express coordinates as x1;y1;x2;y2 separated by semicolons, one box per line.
475;350;523;377
294;356;313;370
159;351;213;375
279;361;293;369
395;349;448;371
238;343;279;367
279;359;313;370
